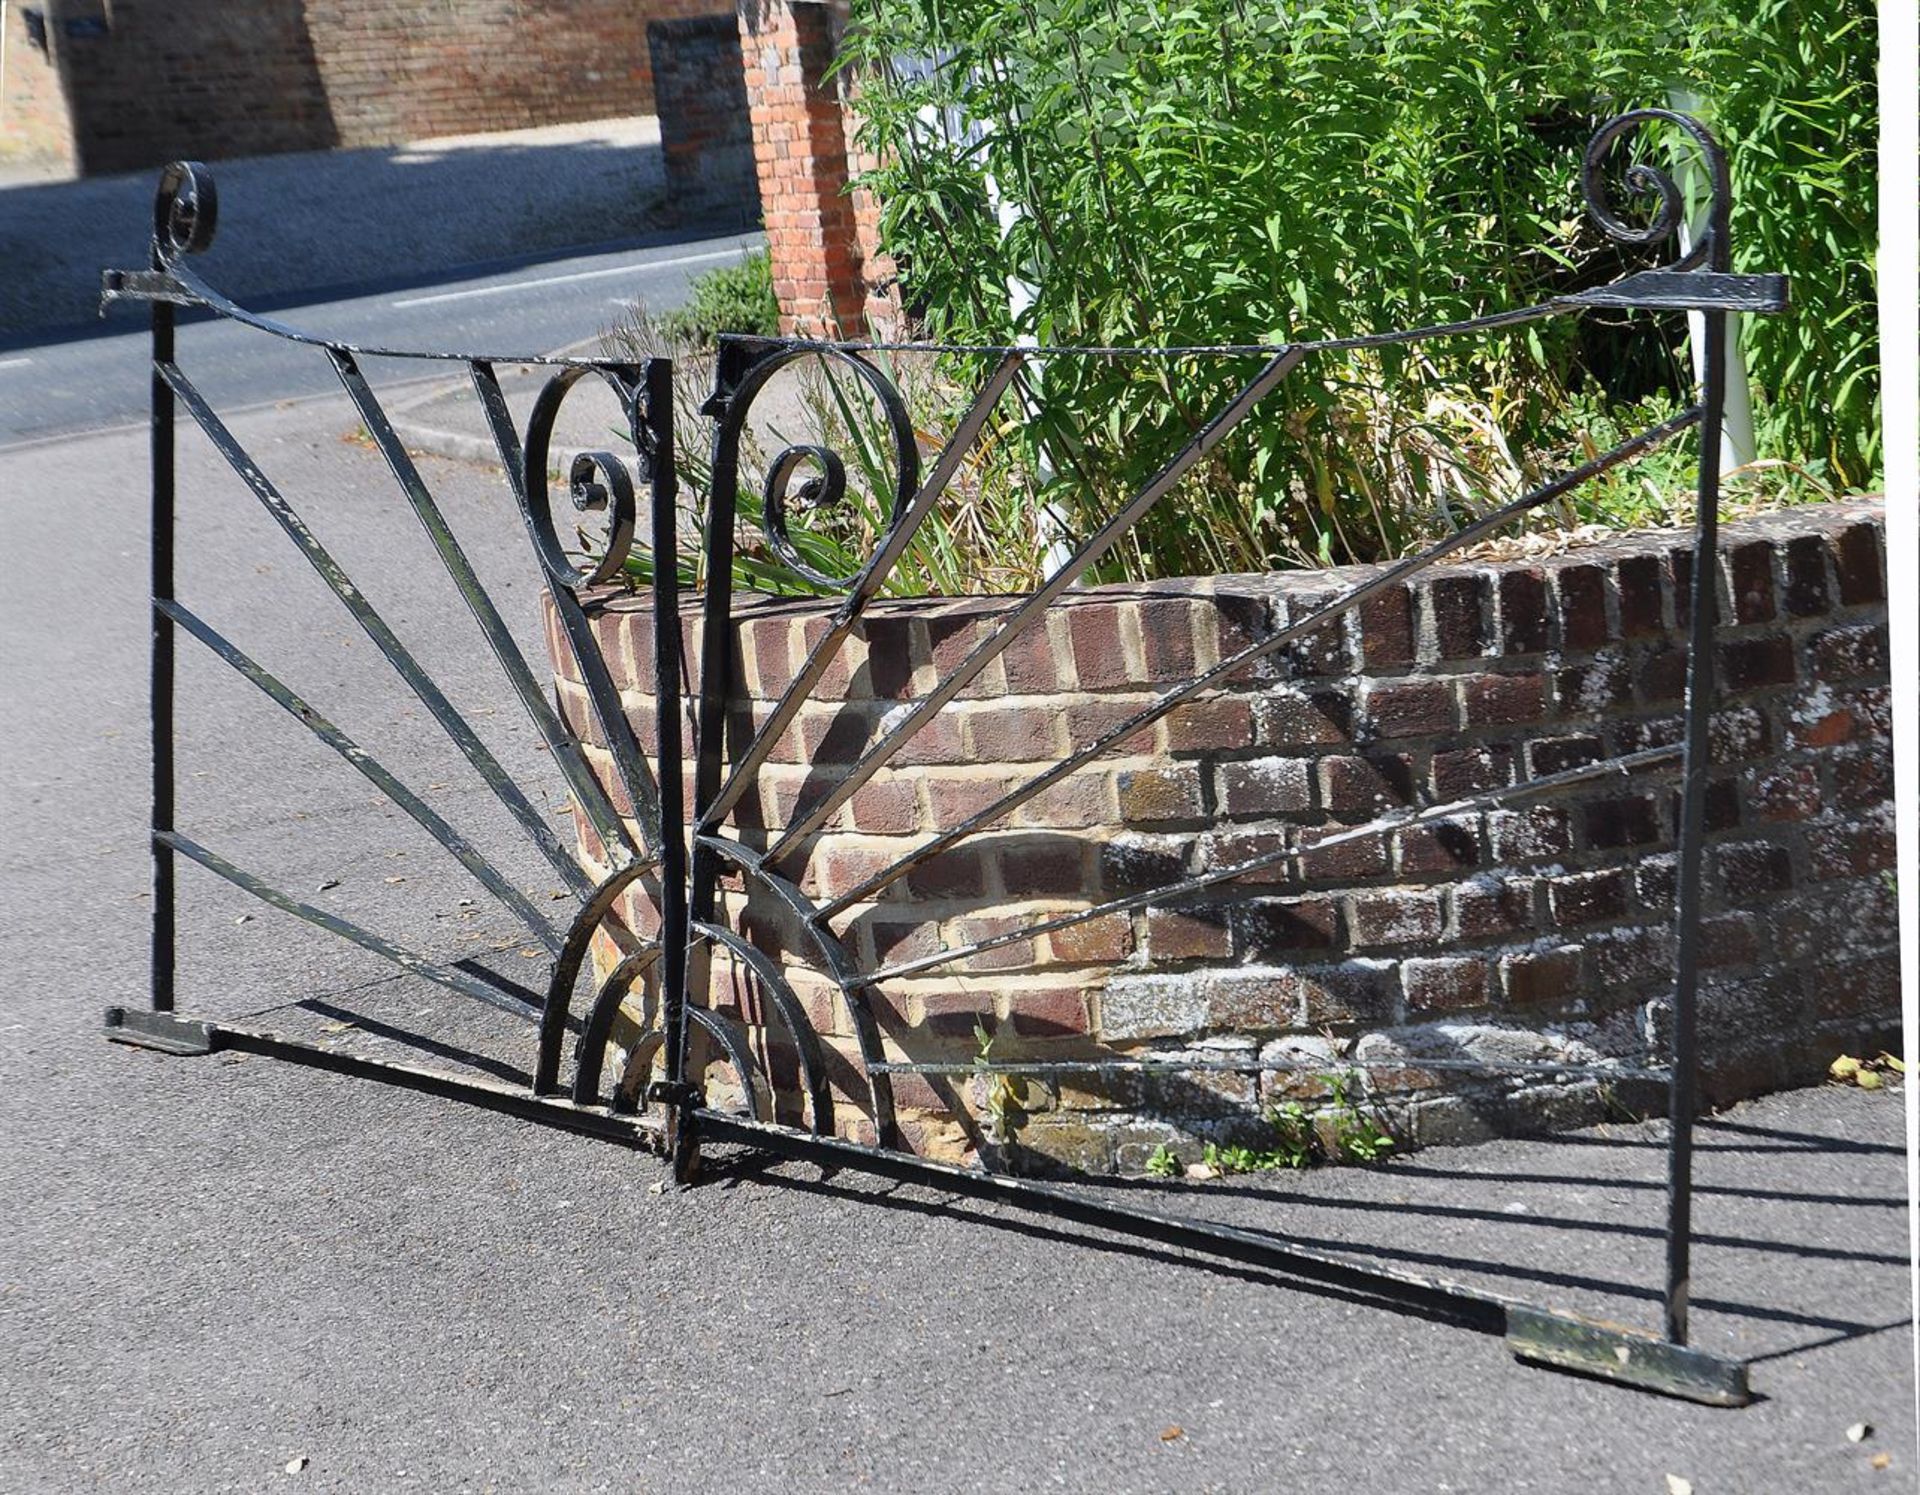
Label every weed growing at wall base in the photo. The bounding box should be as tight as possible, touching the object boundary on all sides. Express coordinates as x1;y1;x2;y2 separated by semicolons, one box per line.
1153;1071;1400;1178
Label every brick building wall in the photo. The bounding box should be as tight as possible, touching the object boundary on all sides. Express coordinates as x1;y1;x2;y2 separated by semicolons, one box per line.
1;3;79;169
650;14;759;221
549;500;1896;1171
11;0;728;176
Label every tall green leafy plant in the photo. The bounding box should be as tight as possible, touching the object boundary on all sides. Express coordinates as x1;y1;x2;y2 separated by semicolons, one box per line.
838;0;1877;579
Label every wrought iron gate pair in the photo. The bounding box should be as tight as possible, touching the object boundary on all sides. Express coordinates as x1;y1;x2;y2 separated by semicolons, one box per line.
103;110;1788;1405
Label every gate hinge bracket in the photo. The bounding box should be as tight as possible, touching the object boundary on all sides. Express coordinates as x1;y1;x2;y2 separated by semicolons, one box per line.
100;268;197;311
645;1079;702;1112
1569;270;1788;314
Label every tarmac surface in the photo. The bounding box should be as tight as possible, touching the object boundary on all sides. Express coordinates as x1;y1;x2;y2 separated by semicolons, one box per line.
1;385;1914;1489
0;116;751;344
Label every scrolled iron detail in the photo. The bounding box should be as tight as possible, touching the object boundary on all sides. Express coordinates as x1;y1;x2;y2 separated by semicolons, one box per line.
152;161;219;263
567;451;638;584
1581;109;1730;274
521;367;649;590
712;343;919;592
762;442;854;589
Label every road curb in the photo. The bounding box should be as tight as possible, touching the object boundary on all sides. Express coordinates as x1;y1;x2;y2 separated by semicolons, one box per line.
379;329;613;467
389;416;505;466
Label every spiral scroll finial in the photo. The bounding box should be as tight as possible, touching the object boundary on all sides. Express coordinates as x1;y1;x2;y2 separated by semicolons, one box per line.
521;368;648;590
152;162;219;264
710;342;919;593
1580;109;1730;273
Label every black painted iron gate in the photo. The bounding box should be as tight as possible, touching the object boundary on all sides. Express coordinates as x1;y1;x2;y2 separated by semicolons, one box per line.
102;111;1788;1405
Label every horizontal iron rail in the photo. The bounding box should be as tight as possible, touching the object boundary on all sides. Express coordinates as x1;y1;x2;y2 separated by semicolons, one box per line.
705;272;1782;362
103;264;1780;369
97;1006;1748;1407
690;1109;1748;1407
106;1006;653;1142
105;260;678;367
867;1056;1675;1083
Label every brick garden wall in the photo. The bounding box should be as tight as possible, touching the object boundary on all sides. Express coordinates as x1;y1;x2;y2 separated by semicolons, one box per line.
21;0;728;176
549;500;1897;1171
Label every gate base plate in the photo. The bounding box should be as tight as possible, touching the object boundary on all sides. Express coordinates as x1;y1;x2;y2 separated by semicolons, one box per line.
1507;1304;1750;1406
104;1006;215;1056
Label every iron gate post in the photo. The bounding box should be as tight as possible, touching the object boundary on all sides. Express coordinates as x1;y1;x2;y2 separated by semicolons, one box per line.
148;289;176;1016
643;357;701;1185
674;348;748;1180
1661;118;1735;1350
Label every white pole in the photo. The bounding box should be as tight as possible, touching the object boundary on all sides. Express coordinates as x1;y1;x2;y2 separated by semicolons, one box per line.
1669;88;1756;474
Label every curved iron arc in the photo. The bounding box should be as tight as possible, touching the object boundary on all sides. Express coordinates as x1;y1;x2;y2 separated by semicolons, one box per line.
699;340;923;594
614;1029;667;1115
535;858;657;1095
695;834;896;1148
151;160;218;263
691;920;835;1135
683;1007;770;1121
570;943;662;1105
1581;108;1732;275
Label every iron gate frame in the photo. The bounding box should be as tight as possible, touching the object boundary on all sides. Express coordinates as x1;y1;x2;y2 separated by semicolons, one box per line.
100;109;1791;1406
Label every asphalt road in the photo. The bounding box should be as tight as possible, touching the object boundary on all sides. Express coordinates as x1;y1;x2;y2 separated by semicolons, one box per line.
0;232;762;450
0;376;1912;1489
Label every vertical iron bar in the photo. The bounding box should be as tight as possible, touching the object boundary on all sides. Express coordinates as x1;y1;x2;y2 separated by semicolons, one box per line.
149;297;176;1013
1664;303;1726;1347
674;359;749;1173
642;362;696;1178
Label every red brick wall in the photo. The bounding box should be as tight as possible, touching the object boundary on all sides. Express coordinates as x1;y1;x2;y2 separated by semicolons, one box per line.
552;500;1896;1170
27;0;729;176
736;0;896;335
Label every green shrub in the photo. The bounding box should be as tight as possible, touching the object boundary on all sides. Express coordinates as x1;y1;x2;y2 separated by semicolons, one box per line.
654;250;779;345
836;0;1877;579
